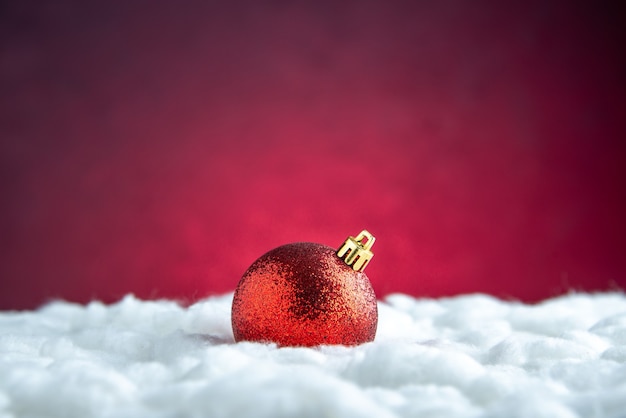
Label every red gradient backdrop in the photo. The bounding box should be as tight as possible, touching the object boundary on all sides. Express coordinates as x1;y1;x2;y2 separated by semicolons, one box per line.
1;1;625;310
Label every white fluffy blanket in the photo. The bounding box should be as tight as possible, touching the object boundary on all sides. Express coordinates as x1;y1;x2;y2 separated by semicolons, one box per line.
1;293;625;418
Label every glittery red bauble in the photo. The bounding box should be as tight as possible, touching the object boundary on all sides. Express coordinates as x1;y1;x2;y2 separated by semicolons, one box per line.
231;242;378;346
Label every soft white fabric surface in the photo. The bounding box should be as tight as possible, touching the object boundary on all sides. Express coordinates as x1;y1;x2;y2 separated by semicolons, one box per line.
1;292;626;418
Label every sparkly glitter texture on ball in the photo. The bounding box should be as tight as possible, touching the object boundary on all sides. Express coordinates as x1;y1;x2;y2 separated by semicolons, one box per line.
231;242;378;346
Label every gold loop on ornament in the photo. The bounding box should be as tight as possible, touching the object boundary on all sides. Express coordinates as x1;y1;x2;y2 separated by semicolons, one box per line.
336;230;375;272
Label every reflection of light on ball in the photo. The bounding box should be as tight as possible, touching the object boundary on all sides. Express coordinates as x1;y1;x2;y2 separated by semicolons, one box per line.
231;233;378;347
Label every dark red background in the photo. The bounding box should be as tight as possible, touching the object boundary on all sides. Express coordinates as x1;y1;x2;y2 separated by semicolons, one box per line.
1;1;625;310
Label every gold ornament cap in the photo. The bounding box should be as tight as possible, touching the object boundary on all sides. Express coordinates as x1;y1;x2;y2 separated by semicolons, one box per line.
337;230;375;272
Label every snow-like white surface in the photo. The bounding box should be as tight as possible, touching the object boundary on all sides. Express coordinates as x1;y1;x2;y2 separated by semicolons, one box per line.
1;292;626;418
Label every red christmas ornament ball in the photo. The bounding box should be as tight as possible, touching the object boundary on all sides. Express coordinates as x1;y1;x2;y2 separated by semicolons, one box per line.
231;241;378;346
